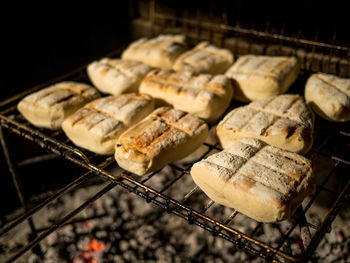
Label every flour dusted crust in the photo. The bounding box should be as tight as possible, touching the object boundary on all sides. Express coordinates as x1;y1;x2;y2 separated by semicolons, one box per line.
62;93;154;155
190;137;314;222
216;94;314;154
121;35;188;69
87;58;151;95
17;81;100;130
225;55;300;102
172;41;234;74
139;69;233;122
115;107;208;175
305;73;350;122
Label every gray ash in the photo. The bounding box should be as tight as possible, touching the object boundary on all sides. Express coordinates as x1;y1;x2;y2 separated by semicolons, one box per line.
15;181;347;263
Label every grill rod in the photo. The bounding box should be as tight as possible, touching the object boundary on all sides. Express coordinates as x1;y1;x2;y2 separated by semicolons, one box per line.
0;126;43;258
6;181;117;263
154;13;350;53
0;155;113;237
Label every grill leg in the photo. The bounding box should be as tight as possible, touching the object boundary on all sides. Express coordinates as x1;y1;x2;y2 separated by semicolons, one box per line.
0;126;44;259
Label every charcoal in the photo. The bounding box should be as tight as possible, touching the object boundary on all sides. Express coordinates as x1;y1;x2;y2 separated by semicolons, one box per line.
2;177;349;263
119;240;129;252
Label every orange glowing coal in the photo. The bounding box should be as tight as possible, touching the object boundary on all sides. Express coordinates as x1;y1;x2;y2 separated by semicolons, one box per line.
87;239;106;252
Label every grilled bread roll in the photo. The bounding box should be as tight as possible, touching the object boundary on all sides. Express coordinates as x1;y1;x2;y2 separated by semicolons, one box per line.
172;41;234;74
225;55;300;102
87;58;151;95
190;137;314;222
305;73;350;122
121;34;188;69
139;69;233;122
216;94;314;154
62;93;154;155
115;107;208;175
17;81;100;130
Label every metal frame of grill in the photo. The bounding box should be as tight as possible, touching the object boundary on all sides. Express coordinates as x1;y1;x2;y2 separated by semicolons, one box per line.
1;3;350;262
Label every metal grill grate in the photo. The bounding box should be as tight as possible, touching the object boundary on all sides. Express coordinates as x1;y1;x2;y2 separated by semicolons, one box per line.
1;15;350;263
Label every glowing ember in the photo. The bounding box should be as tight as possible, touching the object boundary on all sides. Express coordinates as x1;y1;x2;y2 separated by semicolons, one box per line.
88;239;106;252
75;238;106;263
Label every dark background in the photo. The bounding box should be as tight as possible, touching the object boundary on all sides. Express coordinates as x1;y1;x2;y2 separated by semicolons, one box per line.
1;3;133;101
1;1;349;102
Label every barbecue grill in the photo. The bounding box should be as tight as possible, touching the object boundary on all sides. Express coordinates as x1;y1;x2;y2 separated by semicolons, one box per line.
1;1;350;262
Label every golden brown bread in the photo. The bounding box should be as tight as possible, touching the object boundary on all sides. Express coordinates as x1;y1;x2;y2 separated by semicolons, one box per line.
225;55;300;102
190;137;314;222
305;73;350;122
62;93;154;155
115;107;208;175
17;81;100;130
121;34;188;69
87;58;151;95
216;94;314;154
139;69;233;122
172;41;234;74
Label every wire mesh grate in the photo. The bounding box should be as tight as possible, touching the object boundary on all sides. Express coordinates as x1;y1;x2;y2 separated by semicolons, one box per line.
1;20;350;263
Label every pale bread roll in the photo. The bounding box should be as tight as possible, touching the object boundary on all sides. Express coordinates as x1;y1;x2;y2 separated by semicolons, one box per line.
216;94;314;154
172;41;234;74
121;34;188;69
17;81;100;130
115;107;208;175
305;73;350;122
139;69;233;122
190;137;314;223
87;58;151;95
62;93;154;155
225;55;300;102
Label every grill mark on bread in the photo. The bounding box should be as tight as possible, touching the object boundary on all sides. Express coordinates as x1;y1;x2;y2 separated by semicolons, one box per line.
261;96;299;137
235;55;250;68
18;82;100;130
35;89;58;102
134;119;170;149
153;109;202;137
315;74;350;98
99;61;142;81
173;41;233;74
50;94;76;106
250;95;302;122
228;151;296;193
259;114;279;136
270;60;287;75
221;95;311;139
86;115;106;131
184;51;211;65
118;107;206;158
248;153;303;183
122;35;186;62
252;58;268;71
67;94;152;132
229;108;259;132
85;106;121;122
144;69;225;95
32;85;93;108
265;146;308;167
198;138;305;196
70;108;91;126
181;49;227;67
140;69;232;121
204;154;288;196
227;56;297;80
